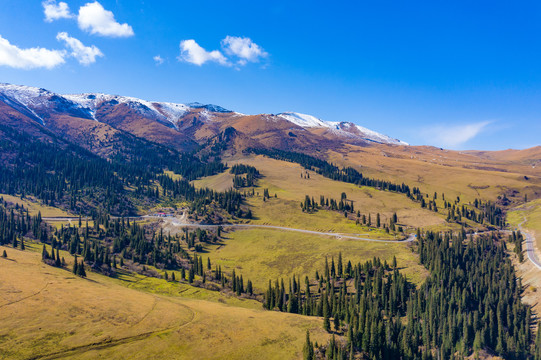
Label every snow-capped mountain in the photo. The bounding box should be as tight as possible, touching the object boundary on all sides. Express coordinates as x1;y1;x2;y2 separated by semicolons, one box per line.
278;112;408;145
0;83;233;128
0;83;408;153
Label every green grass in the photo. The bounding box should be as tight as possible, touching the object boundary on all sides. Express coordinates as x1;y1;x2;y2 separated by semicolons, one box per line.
187;155;434;293
246;195;396;238
115;269;262;310
204;227;428;291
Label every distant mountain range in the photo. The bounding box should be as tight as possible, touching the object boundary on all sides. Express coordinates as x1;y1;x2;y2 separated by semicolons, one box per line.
0;83;407;158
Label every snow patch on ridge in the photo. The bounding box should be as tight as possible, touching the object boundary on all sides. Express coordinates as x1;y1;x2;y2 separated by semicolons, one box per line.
64;94;227;125
0;83;50;124
278;111;408;145
278;112;328;128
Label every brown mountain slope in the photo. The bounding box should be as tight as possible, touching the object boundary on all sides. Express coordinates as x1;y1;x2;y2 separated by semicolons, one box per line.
0;100;56;142
93;102;197;152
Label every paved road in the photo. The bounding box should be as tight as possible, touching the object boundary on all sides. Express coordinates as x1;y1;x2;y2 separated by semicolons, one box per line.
518;217;541;270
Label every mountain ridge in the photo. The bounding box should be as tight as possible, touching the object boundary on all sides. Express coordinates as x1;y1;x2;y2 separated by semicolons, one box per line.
0;83;407;149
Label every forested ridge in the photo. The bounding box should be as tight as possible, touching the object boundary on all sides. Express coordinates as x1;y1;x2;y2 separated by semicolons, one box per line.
250;147;505;228
0;124;233;217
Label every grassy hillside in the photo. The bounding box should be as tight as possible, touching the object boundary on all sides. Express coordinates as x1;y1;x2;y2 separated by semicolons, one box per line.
328;144;541;205
0;194;73;217
0;243;329;360
203;227;428;290
195;155;447;231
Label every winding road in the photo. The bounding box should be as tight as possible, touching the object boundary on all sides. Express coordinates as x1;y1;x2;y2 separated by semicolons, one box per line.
145;214;416;243
43;216;416;243
166;221;416;243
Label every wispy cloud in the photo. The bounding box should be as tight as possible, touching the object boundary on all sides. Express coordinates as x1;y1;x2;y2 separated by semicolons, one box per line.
0;35;65;69
221;36;267;65
77;1;134;38
153;55;164;65
56;32;103;65
420;121;491;149
178;39;229;66
42;0;73;22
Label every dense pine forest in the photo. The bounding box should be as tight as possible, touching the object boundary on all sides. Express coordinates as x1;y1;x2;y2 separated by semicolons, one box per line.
0;124;234;217
0;198;46;247
268;230;535;359
0;196;257;300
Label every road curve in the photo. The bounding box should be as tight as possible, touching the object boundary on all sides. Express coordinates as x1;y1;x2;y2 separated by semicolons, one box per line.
518;217;541;270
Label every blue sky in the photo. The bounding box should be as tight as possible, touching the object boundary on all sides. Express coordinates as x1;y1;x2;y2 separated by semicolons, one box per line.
1;0;540;150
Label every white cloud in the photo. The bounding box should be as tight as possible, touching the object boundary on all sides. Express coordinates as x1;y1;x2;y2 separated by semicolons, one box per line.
178;39;229;66
221;36;267;65
56;32;103;65
0;35;65;70
43;0;73;22
421;121;491;149
153;55;164;65
77;1;134;38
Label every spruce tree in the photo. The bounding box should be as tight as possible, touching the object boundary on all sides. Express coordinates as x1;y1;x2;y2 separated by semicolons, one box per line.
55;248;61;267
42;244;48;260
77;260;86;277
303;330;314;360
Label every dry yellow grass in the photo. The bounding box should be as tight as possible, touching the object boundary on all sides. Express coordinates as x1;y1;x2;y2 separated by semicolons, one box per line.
328;144;541;205
197;155;446;230
192;171;235;192
0;194;73;217
0;243;329;360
